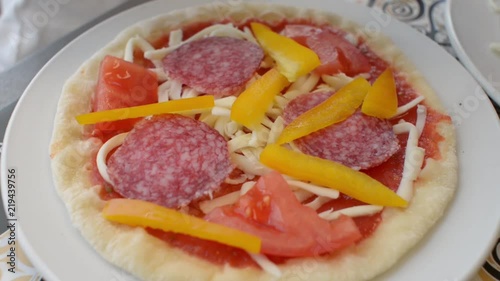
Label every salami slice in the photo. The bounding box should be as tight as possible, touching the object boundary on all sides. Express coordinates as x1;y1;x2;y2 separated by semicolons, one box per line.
107;114;233;208
162;37;264;97
283;92;400;170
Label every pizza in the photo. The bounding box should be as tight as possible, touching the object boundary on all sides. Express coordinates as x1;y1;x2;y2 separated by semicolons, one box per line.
49;2;457;281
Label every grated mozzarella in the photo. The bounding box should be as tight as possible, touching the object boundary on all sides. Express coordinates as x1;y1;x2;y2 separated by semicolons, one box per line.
211;107;231;117
286;180;340;199
267;116;285;145
181;88;200;99
224;173;248;185
293;189;314;202
249;254;282;278
322;73;353;90
199;191;240;214
228;134;252;152
214;96;237;108
168;80;183;100
304;196;331;210
283;73;320;100
415;105;427;137
274;95;289;110
318;205;384;221
144;24;256;61
394;95;425;116
240;181;256;195
124;36;160;67
168;29;183;47
149;68;168;82
96;133;128;185
393;122;426;201
230;153;270;177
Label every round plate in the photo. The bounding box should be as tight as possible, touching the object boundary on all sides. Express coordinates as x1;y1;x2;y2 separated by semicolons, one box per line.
445;0;500;105
2;0;500;280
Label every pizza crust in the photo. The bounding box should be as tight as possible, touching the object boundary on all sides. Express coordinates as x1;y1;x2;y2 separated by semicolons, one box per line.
49;2;457;281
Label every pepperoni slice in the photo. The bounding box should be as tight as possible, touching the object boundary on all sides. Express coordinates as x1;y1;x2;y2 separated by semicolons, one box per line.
282;25;370;76
283;92;400;170
162;37;264;97
107;114;233;208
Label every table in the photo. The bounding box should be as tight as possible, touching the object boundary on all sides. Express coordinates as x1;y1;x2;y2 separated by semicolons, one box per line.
0;0;499;280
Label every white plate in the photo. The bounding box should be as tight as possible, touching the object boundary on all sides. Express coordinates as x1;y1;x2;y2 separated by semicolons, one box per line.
445;0;500;105
2;0;500;280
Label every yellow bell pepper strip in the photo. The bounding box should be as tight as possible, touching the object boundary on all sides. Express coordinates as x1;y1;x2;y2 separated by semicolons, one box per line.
276;77;371;145
260;144;408;208
251;22;321;82
102;198;262;253
361;68;398;118
76;96;214;125
231;68;290;129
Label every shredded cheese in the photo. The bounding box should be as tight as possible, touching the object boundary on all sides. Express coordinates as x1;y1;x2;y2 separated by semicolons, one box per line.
318;205;384;220
322;73;354;90
228;134;252;152
124;36;159;66
415;105;427;137
267;116;285;145
304;196;331;210
293;189;313;202
395;95;425;116
144;24;256;61
199;191;240;214
393;122;426;201
249;254;282;278
96;133;128;185
169;29;184;47
214;96;237;108
211;107;231;117
240;181;256;195
224;173;248;185
286;180;340;199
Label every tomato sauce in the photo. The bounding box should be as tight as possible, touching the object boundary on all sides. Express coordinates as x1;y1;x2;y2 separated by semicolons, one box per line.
93;19;451;268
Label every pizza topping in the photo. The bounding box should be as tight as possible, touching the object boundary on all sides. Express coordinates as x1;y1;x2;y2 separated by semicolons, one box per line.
205;171;362;257
230;68;289;129
260;144;408;207
286;179;340;199
395;95;425;116
282;24;371;76
84;19;446;268
282;89;400;169
276;77;371;145
102;198;261;253
415;105;427;137
162;36;264;97
124;36;162;70
361;68;398;119
77;96;214;124
107;115;233;208
92;55;158;137
250;22;321;82
96;132;128;184
393;121;426;201
249;254;281;277
319;205;384;220
145;23;258;61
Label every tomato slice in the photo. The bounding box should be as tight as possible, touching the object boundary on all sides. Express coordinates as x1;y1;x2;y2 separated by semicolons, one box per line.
205;171;361;257
92;55;158;138
281;24;323;46
283;25;371;76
